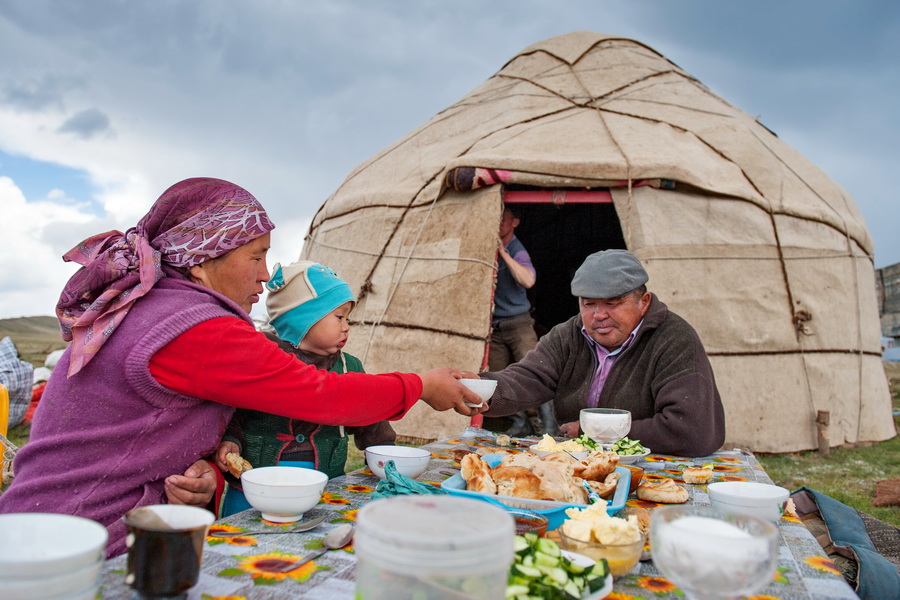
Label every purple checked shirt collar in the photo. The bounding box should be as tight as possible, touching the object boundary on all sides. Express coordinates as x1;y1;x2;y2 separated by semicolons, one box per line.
582;319;643;408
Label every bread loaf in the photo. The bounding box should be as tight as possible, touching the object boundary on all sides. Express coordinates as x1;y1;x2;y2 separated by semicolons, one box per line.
682;466;713;484
636;478;688;504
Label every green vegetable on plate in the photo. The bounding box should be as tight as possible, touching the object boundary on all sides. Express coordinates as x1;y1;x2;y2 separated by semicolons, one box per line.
507;532;609;600
572;434;600;451
609;437;648;456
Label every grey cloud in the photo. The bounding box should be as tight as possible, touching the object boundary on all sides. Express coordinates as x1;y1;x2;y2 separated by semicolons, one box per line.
57;108;112;139
0;74;77;111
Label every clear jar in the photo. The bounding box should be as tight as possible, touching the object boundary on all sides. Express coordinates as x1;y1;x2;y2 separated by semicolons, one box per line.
354;495;514;599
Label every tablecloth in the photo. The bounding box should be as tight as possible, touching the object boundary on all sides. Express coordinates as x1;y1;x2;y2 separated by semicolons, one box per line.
98;427;859;599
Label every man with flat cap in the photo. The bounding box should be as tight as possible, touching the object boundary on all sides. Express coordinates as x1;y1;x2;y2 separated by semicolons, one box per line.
479;249;725;457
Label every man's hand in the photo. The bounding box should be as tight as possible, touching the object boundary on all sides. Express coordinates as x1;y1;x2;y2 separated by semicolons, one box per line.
215;441;240;472
560;421;581;438
419;368;488;417
165;460;217;508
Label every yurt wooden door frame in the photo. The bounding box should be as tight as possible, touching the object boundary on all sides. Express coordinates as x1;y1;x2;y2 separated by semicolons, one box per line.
502;188;627;338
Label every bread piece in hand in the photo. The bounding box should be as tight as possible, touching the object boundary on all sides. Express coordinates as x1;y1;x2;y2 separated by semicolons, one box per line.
636;478;689;504
225;452;253;478
682;466;713;484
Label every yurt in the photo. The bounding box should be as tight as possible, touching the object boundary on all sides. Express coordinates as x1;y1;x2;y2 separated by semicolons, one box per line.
300;31;896;452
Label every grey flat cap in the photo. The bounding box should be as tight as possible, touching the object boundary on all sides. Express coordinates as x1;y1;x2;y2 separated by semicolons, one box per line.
571;249;648;298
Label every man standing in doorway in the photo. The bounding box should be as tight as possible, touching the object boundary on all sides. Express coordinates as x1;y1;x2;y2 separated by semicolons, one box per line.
489;205;560;436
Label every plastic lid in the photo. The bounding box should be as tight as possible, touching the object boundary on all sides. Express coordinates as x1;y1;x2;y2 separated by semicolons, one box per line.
355;496;514;575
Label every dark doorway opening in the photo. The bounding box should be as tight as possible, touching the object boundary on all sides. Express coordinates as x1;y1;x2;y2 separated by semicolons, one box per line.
503;189;627;337
481;188;627;435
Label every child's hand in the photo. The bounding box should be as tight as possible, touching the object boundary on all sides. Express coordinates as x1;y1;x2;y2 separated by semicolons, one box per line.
215;441;240;472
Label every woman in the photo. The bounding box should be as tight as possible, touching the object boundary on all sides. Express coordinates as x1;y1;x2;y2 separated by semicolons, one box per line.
0;177;483;557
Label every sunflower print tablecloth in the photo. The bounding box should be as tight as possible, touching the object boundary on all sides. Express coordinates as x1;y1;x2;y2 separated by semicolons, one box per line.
98;427;858;599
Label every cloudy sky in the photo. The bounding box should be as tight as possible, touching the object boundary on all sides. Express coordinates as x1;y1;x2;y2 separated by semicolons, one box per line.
1;0;898;321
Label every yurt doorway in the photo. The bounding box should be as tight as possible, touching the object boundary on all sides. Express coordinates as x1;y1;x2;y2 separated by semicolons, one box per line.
502;188;627;337
482;188;625;434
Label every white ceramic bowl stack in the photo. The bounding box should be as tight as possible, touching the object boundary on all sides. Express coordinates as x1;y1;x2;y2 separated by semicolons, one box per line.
241;466;329;523
365;445;432;479
707;481;790;522
0;513;109;600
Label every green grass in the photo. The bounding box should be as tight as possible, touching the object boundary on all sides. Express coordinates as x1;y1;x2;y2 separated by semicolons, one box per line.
6;423;30;449
0;316;67;367
347;443;366;473
757;362;900;528
757;433;899;527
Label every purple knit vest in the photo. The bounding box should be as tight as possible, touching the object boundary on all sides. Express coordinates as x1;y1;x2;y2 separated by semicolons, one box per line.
0;276;249;557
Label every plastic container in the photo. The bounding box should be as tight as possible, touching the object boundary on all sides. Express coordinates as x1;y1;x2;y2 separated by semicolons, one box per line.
355;495;515;599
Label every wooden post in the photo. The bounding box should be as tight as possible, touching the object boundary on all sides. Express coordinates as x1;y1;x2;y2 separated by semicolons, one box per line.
816;410;830;456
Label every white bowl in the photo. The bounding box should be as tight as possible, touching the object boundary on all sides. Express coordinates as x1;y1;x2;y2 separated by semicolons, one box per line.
707;481;789;522
241;466;329;523
4;557;102;600
528;444;589;461
365;445;432;480
459;378;498;407
0;513;108;578
614;449;651;465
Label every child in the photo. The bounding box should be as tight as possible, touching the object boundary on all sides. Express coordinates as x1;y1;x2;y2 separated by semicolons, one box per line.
215;261;395;516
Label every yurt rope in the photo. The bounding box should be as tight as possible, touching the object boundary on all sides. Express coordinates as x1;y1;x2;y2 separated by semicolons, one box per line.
360;194;439;364
303;238;495;267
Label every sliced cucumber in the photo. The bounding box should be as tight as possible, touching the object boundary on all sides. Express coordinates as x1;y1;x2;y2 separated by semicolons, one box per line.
535;537;561;557
512;563;542;579
506;534;607;600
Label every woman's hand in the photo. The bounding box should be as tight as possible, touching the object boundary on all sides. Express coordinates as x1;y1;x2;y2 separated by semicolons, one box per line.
165;460;217;508
215;441;240;472
419;368;487;416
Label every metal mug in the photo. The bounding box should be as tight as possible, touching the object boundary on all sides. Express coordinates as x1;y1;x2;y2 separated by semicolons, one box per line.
123;504;214;599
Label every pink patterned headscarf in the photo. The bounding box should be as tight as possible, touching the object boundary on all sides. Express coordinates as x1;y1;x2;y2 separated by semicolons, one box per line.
56;177;275;376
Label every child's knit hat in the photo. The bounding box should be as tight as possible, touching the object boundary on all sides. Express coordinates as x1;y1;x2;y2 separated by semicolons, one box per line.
265;260;356;346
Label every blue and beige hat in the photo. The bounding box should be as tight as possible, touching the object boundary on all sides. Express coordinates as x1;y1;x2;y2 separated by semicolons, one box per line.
265;261;356;346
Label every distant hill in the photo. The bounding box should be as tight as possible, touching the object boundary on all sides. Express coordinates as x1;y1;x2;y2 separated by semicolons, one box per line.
0;316;67;367
0;316;59;337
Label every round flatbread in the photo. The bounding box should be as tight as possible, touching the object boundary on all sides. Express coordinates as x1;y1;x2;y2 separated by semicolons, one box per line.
636;478;688;504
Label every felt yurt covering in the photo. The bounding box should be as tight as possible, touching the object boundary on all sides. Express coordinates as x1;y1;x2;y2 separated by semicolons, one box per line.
300;31;896;452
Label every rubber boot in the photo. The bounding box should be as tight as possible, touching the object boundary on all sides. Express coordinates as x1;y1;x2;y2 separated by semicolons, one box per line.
505;411;531;437
538;402;561;437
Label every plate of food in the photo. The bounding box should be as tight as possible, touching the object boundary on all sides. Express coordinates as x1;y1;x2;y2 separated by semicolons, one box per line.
508;532;612;600
528;433;590;460
442;453;629;529
563;551;614;600
609;437;651;464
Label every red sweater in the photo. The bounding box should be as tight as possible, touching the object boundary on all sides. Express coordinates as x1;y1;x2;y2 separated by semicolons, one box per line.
150;317;421;425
